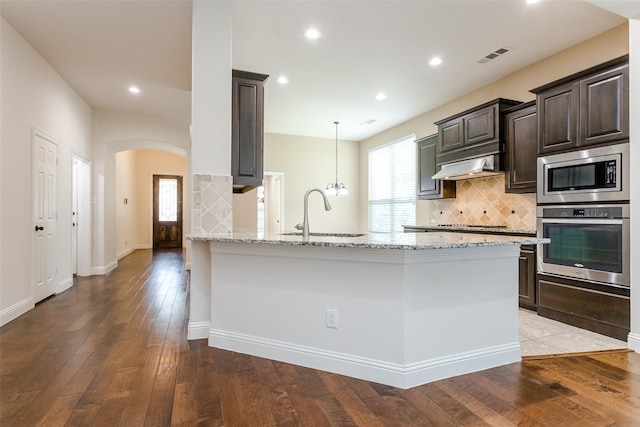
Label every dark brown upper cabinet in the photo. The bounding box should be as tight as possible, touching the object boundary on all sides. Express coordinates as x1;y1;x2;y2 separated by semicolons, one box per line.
532;56;628;155
416;134;455;200
505;101;537;193
232;69;269;193
434;98;521;166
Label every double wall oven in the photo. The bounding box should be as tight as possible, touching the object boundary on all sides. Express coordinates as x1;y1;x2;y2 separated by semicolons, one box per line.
536;143;630;288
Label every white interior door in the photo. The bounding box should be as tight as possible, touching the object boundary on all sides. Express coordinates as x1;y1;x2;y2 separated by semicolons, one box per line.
72;160;78;275
73;154;92;277
263;172;284;234
267;175;282;233
32;129;58;303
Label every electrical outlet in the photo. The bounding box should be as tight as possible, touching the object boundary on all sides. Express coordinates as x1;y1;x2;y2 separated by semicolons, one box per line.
326;308;338;329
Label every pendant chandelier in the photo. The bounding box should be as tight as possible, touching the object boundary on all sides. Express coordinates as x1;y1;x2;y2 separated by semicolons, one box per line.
325;121;348;196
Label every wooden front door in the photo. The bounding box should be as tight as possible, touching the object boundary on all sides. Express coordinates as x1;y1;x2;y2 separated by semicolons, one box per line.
153;175;183;249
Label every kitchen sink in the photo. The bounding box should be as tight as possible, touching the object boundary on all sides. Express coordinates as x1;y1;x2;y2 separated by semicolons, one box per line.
281;232;365;238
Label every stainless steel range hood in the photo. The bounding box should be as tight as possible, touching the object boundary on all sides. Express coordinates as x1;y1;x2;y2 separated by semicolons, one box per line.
431;155;502;181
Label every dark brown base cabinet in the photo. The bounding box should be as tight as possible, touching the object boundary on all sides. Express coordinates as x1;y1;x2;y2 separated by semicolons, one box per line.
518;245;536;310
416;134;455;200
232;69;269;193
537;273;630;341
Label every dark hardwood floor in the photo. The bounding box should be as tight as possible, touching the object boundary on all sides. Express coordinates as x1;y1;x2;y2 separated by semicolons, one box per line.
2;249;640;426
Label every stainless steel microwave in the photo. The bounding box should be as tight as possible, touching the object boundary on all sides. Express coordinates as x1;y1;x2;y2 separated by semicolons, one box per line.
537;143;629;204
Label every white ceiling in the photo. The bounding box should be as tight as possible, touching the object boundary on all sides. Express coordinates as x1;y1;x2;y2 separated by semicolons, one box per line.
0;0;631;141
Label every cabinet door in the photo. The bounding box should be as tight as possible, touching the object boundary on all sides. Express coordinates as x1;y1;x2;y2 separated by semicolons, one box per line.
580;64;629;147
437;117;464;153
518;245;536;309
465;104;496;146
232;70;267;190
506;105;537;193
537;83;579;155
417;135;455;200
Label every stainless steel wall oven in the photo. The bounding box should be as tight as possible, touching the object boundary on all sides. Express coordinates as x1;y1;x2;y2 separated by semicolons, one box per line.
537;204;629;287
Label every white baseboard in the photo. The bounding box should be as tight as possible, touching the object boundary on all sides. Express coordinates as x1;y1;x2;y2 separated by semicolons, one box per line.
188;321;210;340
92;260;118;276
209;329;521;389
0;298;34;327
136;243;152;250
627;332;640;352
117;247;136;260
57;278;73;293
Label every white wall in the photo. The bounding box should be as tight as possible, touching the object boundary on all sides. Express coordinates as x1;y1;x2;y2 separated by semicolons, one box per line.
92;110;190;274
233;188;259;232
115;149;189;258
135;150;189;250
1;16;190;324
264;133;360;233
1;16;92;324
115;150;138;258
358;24;629;230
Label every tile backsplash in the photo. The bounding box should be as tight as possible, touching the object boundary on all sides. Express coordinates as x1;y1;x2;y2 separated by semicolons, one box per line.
192;174;233;234
417;175;537;230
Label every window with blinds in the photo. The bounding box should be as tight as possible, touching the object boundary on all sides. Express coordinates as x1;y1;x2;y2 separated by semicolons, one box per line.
368;134;416;233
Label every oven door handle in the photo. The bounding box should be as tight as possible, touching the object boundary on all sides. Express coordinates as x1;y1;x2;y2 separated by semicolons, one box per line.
539;218;624;225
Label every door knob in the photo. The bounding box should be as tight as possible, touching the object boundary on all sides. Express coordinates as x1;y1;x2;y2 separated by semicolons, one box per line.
35;226;44;232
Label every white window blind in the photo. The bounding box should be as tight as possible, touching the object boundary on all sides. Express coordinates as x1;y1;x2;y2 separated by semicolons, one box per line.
368;135;416;233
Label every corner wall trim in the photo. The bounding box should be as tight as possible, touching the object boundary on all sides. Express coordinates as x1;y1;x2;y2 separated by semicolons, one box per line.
92;260;118;276
0;298;34;327
57;278;73;293
188;321;210;340
117;248;136;260
627;332;640;352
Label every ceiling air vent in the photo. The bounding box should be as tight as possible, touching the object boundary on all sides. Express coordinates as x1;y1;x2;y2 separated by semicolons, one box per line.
477;47;511;64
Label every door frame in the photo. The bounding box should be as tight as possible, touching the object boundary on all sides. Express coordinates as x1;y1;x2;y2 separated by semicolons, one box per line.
263;171;285;234
31;128;58;303
72;152;92;276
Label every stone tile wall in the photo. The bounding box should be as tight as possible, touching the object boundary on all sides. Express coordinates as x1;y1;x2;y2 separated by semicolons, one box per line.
419;175;537;230
192;174;232;234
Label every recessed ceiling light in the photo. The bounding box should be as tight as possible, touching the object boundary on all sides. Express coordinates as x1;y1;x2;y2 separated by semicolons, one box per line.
375;93;387;101
526;0;540;4
277;76;289;84
428;57;442;67
305;27;321;40
129;86;140;94
361;119;377;126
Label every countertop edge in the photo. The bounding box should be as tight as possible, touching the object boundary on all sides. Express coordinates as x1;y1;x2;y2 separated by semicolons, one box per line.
187;233;548;250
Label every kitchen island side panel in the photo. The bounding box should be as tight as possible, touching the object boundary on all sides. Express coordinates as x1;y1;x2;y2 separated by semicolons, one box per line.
206;242;521;388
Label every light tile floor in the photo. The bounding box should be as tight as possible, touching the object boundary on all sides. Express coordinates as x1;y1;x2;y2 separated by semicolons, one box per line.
519;308;627;356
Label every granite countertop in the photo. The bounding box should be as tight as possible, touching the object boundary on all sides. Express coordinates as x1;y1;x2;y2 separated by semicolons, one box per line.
187;230;547;250
403;224;537;236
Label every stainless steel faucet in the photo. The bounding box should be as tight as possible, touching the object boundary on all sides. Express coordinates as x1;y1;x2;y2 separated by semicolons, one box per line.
295;188;332;240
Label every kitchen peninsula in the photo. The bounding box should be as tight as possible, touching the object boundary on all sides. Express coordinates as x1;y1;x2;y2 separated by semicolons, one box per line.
188;231;547;389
